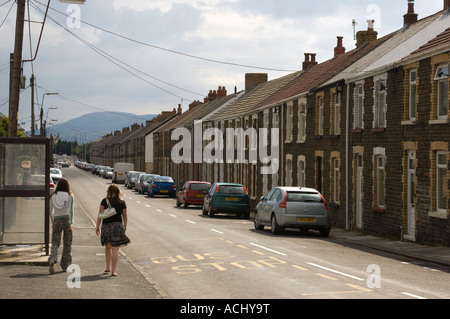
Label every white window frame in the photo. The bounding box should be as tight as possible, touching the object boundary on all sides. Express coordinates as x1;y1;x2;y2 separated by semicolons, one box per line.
435;64;449;119
333;158;339;203
318;96;324;136
297;156;306;187
376;155;385;208
373;75;387;129
285;102;293;143
298;102;307;142
334;92;341;135
409;69;417;120
353;82;364;129
436;151;447;213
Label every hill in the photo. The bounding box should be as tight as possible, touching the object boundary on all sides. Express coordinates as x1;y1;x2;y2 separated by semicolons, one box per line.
44;112;157;143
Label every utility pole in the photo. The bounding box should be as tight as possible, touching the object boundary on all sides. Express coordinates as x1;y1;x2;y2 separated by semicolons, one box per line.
31;74;35;136
8;0;26;137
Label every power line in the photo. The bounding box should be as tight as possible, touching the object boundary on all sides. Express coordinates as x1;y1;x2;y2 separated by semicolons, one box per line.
32;0;298;73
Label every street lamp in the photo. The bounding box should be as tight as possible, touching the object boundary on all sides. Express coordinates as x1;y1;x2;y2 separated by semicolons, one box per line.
58;0;86;4
43;107;57;137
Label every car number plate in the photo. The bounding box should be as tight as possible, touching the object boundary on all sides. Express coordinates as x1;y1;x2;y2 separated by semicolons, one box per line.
298;217;315;223
196;194;205;198
160;190;168;193
226;197;239;201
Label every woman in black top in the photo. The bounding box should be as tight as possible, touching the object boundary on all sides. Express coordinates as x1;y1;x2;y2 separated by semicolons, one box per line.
96;184;130;276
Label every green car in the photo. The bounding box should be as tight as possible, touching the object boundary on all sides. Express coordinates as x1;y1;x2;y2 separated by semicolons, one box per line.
202;183;250;219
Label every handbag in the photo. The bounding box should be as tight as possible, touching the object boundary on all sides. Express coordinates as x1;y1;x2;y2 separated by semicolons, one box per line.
98;198;117;220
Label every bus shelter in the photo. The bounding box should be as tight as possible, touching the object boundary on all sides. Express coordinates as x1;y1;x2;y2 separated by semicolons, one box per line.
0;138;51;254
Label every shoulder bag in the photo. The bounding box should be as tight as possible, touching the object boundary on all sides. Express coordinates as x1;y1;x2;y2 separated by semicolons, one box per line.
99;198;117;220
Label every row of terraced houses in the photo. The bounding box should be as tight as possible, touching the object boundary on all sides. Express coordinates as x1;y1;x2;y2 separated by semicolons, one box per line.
91;1;450;246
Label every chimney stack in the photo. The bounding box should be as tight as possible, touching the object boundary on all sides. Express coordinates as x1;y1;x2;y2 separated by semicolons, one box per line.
177;104;182;114
217;86;227;98
302;53;318;70
356;20;378;48
404;0;418;26
245;73;268;91
334;36;346;57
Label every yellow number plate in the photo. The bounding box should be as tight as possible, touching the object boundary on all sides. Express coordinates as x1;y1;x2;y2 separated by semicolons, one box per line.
196;194;205;198
226;197;239;201
298;217;315;223
160;190;168;193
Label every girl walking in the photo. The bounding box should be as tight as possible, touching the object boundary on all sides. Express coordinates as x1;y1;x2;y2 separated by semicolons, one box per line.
96;184;130;276
48;178;74;274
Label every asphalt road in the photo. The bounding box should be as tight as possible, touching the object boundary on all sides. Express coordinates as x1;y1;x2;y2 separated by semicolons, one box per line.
64;165;450;299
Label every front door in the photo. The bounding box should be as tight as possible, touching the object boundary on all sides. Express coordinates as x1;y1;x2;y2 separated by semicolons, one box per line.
355;154;363;229
407;151;416;237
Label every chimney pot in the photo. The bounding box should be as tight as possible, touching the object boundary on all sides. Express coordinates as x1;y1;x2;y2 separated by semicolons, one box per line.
334;36;346;57
356;20;378;48
302;53;318;70
404;0;418;26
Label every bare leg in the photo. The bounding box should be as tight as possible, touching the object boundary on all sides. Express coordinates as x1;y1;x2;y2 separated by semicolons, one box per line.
104;243;112;272
111;246;120;276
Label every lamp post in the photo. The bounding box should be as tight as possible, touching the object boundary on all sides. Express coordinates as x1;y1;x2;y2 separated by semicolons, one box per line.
39;93;58;136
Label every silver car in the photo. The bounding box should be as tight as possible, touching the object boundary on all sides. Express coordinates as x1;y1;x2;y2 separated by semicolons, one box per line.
254;187;331;237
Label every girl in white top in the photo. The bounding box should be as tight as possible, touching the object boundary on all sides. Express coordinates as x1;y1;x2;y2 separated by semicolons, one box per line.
48;178;74;274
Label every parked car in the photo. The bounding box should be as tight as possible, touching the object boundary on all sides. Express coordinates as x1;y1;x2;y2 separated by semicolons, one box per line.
50;168;63;182
27;174;55;193
202;183;250;218
177;181;211;208
254;187;331;237
148;176;176;197
104;167;114;179
134;172;146;191
127;171;145;189
137;174;159;194
124;171;137;188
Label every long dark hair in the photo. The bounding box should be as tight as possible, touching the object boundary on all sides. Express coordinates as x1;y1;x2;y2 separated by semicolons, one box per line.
52;178;72;196
106;184;122;206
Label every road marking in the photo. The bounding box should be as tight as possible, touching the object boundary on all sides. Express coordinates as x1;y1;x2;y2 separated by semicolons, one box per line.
156;209;162;212
315;273;339;281
145;205;151;208
292;264;308;271
401;292;427;299
306;262;364;281
211;229;224;234
185;220;196;224
169;214;177;218
249;243;287;256
136;201;142;204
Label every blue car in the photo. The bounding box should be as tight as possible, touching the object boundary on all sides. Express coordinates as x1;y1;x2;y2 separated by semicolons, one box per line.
148;176;176;197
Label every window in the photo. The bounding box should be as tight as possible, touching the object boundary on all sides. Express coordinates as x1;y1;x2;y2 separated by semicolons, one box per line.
286;102;293;142
297;156;306;187
298;103;307;142
409;69;417;120
437;151;447;213
435;64;449;119
334;92;341;135
286;154;293;186
317;96;324;136
333;158;340;203
374;78;387;129
353;83;364;129
376;155;385;208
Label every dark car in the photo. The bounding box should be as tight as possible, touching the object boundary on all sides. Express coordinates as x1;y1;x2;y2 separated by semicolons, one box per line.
148;176;176;197
202;183;250;219
176;181;211;208
137;174;159;194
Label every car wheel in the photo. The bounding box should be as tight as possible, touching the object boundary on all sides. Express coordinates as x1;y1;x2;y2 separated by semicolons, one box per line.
254;211;264;230
183;199;189;209
319;227;331;238
271;214;281;235
202;203;208;215
208;206;215;218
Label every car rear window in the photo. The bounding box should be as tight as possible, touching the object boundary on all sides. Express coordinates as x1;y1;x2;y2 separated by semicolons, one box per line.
219;185;245;194
155;177;174;183
286;191;322;203
189;183;211;191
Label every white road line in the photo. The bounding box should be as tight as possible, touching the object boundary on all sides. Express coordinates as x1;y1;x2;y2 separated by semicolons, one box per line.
145;205;151;208
401;292;427;299
249;243;287;256
156;209;162;212
211;229;224;234
306;262;364;281
136;201;142;204
185;220;196;224
169;214;177;218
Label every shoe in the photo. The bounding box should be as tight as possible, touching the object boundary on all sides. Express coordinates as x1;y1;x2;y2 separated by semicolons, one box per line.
49;260;55;274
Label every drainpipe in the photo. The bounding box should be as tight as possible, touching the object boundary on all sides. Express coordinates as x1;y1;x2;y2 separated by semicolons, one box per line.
345;81;350;230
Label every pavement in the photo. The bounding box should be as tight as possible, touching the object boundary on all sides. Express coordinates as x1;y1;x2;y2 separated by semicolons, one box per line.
1;205;450;299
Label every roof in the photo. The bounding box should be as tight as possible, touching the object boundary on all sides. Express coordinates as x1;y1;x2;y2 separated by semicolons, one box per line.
408;25;450;57
202;71;300;122
346;11;448;81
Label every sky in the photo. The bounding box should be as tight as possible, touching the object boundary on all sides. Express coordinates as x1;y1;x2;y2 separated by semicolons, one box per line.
0;0;445;140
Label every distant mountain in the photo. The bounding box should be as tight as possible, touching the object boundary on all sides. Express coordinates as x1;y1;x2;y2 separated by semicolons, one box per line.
43;112;157;143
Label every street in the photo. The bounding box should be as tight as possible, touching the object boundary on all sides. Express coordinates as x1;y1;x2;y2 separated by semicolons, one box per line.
65;164;450;300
